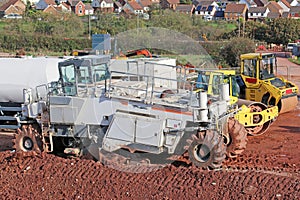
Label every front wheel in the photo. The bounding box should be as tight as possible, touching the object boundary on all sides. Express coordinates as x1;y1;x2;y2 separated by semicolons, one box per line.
187;130;226;169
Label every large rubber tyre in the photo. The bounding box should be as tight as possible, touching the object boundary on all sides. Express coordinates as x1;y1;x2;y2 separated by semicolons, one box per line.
13;125;43;154
227;117;248;158
188;130;226;169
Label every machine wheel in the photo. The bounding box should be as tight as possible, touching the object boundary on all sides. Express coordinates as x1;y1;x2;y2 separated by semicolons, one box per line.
226;117;247;158
246;102;271;136
187;130;226;169
13;125;43;155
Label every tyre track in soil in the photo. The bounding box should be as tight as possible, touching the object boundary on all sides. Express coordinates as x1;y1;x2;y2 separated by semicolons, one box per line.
0;150;299;199
0;103;299;199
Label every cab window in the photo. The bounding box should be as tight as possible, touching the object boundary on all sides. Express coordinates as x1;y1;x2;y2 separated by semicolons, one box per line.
93;64;109;82
243;59;256;77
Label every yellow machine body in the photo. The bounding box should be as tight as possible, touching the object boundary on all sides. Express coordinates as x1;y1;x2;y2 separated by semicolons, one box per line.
239;53;298;113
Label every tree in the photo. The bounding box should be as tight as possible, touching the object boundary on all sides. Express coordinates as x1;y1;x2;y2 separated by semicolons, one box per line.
220;37;255;68
265;18;300;45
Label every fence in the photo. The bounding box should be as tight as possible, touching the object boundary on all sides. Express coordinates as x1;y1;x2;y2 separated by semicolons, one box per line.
276;65;300;94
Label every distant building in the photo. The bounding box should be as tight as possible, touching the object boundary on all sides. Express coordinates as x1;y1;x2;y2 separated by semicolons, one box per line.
224;3;247;21
0;0;26;17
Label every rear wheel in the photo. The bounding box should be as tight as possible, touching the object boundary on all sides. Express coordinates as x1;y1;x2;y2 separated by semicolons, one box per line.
187;130;226;169
13;125;43;155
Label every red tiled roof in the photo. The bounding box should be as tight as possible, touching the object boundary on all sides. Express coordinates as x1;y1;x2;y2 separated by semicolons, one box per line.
128;1;143;10
139;0;152;7
176;4;193;12
85;3;93;9
224;3;247;13
167;0;180;4
123;8;134;14
0;0;19;11
248;6;267;14
267;1;283;13
254;0;268;6
44;0;56;5
280;0;291;8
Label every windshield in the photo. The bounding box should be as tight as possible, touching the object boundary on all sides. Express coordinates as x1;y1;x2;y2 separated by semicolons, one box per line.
260;57;275;79
93;64;109;82
60;64;76;96
242;59;257;78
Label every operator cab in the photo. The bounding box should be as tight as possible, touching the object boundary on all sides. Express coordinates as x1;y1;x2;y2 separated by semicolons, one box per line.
241;53;276;80
58;55;111;96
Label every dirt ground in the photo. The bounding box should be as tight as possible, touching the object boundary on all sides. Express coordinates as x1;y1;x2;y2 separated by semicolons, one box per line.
0;103;299;199
0;58;299;199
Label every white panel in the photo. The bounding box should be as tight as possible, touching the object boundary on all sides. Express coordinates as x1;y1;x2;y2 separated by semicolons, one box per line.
106;113;135;142
135;117;162;147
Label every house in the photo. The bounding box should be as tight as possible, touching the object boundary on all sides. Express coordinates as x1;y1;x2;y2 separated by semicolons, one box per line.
281;11;289;18
267;11;281;18
123;1;144;15
160;0;180;10
286;0;300;6
195;4;218;20
248;6;270;20
175;4;193;14
217;0;230;11
214;10;224;20
92;0;114;13
239;0;257;8
266;1;283;15
43;4;59;14
278;0;291;12
114;1;122;13
58;2;72;12
0;0;26;17
136;0;152;12
118;0;127;6
289;6;300;19
253;0;268;7
68;0;85;16
224;3;247;21
85;3;94;15
36;0;56;10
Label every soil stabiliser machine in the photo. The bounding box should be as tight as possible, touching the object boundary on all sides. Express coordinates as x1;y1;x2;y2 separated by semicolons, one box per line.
8;55;277;169
237;53;298;114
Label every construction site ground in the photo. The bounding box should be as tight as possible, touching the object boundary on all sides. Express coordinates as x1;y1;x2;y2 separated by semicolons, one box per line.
0;102;299;199
0;58;299;199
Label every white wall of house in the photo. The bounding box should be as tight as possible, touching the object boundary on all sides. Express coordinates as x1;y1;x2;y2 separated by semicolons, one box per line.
100;1;113;8
248;8;270;18
85;9;94;15
290;0;299;6
278;1;290;12
134;9;143;14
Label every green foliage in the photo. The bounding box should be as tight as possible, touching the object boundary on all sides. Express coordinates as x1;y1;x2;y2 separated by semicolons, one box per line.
220;37;256;67
237;19;300;46
1;10;299;57
265;18;300;45
0;34;90;55
0;12;87;54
